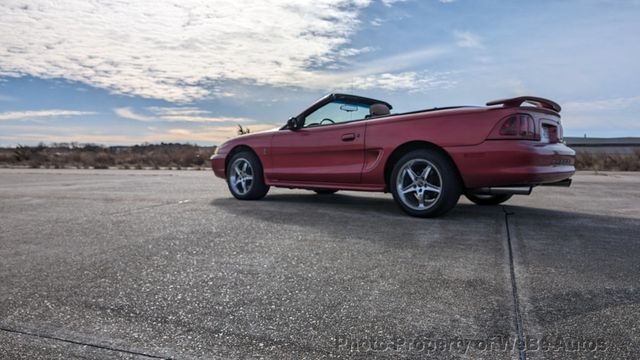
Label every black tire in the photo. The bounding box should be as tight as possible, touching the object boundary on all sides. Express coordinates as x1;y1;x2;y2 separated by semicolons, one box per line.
313;189;338;195
390;149;461;218
465;193;512;206
226;151;269;200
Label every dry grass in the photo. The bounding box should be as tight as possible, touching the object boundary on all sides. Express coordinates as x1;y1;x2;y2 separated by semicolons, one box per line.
1;143;639;171
0;143;215;170
574;148;640;171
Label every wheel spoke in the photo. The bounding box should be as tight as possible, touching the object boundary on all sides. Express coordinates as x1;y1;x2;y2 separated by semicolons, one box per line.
234;177;243;185
401;185;416;194
242;161;248;172
420;165;432;180
244;175;253;182
424;184;441;194
417;191;426;207
234;166;241;177
404;168;418;181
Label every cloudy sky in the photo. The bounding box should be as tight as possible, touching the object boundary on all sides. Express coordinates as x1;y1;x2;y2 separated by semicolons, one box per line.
1;0;639;146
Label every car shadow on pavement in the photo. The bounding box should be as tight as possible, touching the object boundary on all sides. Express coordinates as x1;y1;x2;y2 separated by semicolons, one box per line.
210;191;509;255
264;192;405;216
211;194;640;327
211;191;498;221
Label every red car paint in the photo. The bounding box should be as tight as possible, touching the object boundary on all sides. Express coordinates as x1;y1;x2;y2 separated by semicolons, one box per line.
211;94;575;192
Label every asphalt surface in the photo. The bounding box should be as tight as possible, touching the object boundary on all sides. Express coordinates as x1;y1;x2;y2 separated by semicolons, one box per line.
0;169;638;359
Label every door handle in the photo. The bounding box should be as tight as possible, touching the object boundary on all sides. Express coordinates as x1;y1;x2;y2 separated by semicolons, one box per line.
341;133;356;141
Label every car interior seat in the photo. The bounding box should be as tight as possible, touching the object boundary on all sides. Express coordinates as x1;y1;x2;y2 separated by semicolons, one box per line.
367;103;391;118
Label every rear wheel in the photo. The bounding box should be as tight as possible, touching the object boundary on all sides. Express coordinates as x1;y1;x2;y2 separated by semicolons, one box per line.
390;149;461;217
313;189;338;195
226;151;269;200
465;193;512;206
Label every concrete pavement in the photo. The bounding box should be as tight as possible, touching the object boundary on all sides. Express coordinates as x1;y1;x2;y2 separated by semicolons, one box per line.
0;169;638;359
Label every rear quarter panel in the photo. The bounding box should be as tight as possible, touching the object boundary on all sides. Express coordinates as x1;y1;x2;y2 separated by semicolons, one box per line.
446;109;575;187
362;108;511;185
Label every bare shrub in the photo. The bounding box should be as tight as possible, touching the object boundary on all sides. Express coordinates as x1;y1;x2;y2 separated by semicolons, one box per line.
0;143;216;170
575;149;640;171
94;152;115;167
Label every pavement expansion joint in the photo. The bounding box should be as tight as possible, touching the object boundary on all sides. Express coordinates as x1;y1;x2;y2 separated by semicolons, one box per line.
0;325;172;360
502;205;527;360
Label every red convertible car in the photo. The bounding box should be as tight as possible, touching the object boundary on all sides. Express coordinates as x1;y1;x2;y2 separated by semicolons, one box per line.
211;93;575;217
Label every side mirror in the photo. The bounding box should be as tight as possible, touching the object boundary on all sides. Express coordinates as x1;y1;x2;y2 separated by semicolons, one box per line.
287;117;300;130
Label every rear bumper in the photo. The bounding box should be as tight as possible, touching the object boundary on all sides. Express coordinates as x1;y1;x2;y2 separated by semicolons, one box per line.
448;140;576;188
211;154;226;179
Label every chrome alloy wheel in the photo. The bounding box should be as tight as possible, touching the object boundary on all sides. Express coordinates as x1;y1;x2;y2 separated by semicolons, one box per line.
395;159;442;211
229;158;254;195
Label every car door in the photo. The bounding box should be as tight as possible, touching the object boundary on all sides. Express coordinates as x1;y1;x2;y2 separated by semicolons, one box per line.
269;101;368;184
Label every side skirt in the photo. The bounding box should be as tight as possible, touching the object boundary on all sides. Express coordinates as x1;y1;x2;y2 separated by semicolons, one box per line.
267;180;385;192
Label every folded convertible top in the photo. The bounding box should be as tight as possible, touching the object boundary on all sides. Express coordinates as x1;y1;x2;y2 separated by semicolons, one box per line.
486;96;561;113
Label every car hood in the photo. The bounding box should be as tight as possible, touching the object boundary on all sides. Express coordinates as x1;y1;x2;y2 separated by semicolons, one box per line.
217;126;280;150
237;126;280;138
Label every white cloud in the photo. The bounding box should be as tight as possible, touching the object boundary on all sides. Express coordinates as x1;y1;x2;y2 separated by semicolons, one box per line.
381;0;408;6
0;94;16;102
560;96;640;131
563;96;640;112
165;124;278;141
0;1;452;102
348;47;450;75
349;72;455;91
114;106;255;123
560;114;640;130
0;0;381;103
302;46;451;92
0;123;279;145
504;79;530;96
337;47;376;57
370;18;384;26
383;0;452;5
454;31;483;48
146;107;210;116
149;106;255;123
114;107;153;122
160;116;254;123
0;110;95;121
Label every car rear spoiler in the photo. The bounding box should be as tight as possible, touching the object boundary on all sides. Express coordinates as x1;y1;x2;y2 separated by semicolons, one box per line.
486;96;561;113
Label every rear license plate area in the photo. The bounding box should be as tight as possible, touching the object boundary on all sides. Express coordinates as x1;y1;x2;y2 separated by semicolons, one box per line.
540;126;550;143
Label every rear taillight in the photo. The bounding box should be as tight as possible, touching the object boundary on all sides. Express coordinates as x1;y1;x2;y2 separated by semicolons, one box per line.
488;113;537;140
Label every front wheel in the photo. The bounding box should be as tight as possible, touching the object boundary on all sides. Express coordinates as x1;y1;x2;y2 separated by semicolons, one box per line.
226;151;269;200
390;149;461;217
465;193;512;206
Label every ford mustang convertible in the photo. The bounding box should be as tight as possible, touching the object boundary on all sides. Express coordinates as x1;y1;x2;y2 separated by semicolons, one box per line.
211;93;575;217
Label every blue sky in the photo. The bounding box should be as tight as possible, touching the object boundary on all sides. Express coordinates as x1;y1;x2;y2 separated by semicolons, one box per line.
1;0;639;146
